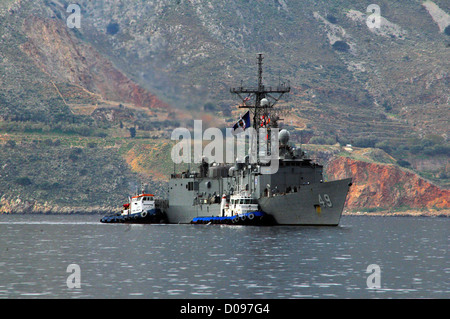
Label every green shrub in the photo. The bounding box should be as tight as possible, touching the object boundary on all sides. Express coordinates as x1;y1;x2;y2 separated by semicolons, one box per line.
129;127;136;138
353;137;377;148
332;41;350;52
71;148;83;155
16;177;32;186
40;182;60;190
203;102;217;111
106;22;120;35
6;140;16;148
375;140;392;153
397;159;411;168
445;25;450;36
309;136;335;145
424;145;450;156
326;14;338;24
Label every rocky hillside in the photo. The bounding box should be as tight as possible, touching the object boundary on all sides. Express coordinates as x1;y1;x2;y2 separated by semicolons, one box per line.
327;155;450;212
0;132;170;214
66;0;449;136
0;0;175;123
4;1;448;135
299;144;449;214
21;16;170;111
0;0;448;214
31;0;448;186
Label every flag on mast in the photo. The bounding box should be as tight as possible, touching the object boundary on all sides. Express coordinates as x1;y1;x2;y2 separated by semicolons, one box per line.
232;111;251;135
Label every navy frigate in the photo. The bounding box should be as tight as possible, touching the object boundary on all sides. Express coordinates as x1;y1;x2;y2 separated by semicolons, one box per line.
166;54;352;226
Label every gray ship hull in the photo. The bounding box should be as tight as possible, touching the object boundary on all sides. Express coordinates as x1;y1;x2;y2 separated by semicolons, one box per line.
259;178;352;225
165;178;352;226
166;204;221;224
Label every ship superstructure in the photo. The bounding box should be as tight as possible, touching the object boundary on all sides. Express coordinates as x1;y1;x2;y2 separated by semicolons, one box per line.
166;54;352;225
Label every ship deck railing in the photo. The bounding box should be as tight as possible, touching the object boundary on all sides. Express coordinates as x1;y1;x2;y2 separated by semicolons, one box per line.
230;85;290;93
170;173;199;179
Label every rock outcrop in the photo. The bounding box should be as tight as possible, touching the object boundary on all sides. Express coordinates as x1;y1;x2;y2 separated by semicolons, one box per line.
21;16;169;110
327;156;450;211
0;196;116;214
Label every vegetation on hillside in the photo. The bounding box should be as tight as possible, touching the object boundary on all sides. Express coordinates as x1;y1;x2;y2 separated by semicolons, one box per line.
0;0;448;213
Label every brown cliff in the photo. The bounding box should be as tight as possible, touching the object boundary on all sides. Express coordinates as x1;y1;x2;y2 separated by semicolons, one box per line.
327;156;450;213
20;16;169;110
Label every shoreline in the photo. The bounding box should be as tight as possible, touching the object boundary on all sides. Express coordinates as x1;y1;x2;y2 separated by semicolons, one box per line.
343;209;450;217
1;210;449;217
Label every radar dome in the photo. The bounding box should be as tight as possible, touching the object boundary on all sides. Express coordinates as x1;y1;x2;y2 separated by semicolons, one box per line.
260;98;269;106
279;129;290;145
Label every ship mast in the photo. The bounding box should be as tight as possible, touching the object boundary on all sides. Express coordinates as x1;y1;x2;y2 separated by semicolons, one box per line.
230;54;291;160
230;54;290;130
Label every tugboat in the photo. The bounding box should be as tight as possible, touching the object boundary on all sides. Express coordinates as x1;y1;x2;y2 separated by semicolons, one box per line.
191;193;273;225
100;193;167;224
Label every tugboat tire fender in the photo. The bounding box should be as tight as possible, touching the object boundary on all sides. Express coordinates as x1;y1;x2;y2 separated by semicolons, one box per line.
141;211;147;218
248;213;255;220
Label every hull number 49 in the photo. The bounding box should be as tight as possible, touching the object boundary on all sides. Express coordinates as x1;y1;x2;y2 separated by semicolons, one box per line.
319;194;333;207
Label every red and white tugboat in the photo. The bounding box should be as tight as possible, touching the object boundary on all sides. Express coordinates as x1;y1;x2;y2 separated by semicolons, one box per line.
101;193;167;224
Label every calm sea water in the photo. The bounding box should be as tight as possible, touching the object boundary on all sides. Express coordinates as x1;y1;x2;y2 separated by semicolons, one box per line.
0;214;448;299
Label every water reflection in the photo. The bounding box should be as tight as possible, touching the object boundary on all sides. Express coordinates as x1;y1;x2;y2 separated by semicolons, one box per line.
0;215;448;298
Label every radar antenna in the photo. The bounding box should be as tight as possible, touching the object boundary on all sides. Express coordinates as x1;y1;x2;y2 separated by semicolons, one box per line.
230;54;291;162
230;54;290;130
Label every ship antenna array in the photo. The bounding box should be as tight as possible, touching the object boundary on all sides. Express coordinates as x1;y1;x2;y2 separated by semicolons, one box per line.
230;53;291;130
230;54;291;162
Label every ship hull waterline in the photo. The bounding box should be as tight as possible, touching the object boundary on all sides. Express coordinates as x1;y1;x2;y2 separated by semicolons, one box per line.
165;178;352;226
